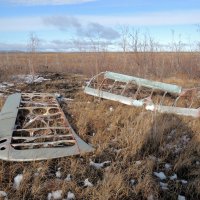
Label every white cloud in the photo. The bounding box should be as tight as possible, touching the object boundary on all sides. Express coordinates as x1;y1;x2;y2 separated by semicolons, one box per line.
0;10;200;32
79;10;200;26
5;0;95;6
0;17;46;31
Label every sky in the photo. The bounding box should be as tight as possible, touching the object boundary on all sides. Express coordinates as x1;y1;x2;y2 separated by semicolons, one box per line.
0;0;200;51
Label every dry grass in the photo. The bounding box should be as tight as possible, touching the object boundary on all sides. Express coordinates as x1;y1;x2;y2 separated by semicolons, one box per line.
0;52;200;81
0;73;199;199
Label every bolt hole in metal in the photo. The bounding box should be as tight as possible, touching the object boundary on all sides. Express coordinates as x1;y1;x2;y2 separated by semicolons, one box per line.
0;147;6;150
32;108;47;115
32;96;43;102
0;139;7;144
48;108;60;114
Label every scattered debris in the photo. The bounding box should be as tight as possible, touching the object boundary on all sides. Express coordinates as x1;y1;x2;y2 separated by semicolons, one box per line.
84;71;200;118
153;172;167;180
13;174;23;190
89;159;111;169
0;93;94;161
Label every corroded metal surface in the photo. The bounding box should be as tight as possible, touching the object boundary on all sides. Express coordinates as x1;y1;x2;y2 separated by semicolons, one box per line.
0;93;94;161
84;71;200;118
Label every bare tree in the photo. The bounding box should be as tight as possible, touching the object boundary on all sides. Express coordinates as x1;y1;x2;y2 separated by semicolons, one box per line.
119;26;129;52
27;32;39;75
129;28;139;52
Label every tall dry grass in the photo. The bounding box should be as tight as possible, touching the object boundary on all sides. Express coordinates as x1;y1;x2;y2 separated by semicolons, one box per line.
0;52;200;82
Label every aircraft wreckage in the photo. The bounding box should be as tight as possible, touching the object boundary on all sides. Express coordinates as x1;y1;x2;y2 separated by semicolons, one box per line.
84;71;200;118
0;93;93;161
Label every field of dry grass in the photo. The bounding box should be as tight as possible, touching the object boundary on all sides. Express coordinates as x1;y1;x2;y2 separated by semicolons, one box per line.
0;52;200;81
0;53;200;200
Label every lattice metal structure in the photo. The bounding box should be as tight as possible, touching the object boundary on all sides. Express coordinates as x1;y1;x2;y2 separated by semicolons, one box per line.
84;71;200;118
0;93;94;161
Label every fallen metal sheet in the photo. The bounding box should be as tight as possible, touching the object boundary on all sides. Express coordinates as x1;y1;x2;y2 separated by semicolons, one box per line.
84;71;200;118
0;93;94;161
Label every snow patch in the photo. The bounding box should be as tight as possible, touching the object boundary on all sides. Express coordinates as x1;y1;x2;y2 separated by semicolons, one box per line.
180;180;188;184
178;195;186;200
160;182;168;190
55;168;61;178
153;172;167;180
13;174;23;190
135;160;142;165
146;104;155;111
66;191;75;200
109;106;114;112
48;190;62;200
65;174;72;182
130;179;136;185
0;191;7;200
89;159;111;169
164;163;172;170
170;174;177;180
13;74;50;84
84;178;93;187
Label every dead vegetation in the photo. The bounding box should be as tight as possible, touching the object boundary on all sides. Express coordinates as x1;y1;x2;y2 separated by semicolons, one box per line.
0;52;200;81
0;71;199;200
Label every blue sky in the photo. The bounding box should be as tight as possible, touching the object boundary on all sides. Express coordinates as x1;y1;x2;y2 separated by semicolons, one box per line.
0;0;200;51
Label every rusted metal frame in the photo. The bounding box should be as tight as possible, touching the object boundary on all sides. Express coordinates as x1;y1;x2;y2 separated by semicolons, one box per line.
0;93;94;161
84;71;200;118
